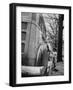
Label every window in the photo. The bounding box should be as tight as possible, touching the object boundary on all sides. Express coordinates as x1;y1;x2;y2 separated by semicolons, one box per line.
22;22;28;29
21;43;25;53
21;32;26;40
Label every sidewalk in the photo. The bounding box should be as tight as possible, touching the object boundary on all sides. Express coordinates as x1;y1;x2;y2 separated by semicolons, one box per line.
50;61;64;76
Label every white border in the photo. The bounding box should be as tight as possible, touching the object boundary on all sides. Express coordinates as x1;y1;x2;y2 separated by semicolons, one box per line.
16;6;69;84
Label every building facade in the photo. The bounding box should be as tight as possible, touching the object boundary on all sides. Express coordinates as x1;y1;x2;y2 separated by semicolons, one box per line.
21;12;46;66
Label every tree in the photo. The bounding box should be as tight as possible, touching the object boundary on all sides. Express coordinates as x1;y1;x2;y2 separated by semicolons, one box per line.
41;13;64;62
42;13;59;51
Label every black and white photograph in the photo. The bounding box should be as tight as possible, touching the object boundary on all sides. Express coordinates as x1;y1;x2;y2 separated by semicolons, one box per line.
10;3;71;86
21;12;64;77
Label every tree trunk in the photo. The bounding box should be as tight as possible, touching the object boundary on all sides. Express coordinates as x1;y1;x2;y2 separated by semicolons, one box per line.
57;14;64;62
